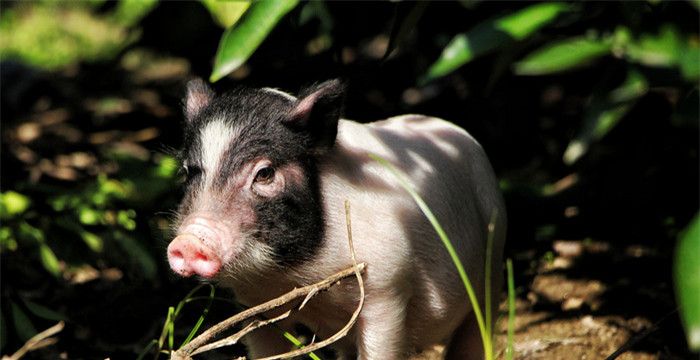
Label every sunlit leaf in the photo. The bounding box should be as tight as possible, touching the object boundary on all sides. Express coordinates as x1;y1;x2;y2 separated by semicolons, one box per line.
515;36;611;75
674;213;700;351
201;0;250;28
0;6;134;69
111;0;158;26
81;231;104;252
0;191;31;219
117;209;137;230
18;221;45;243
0;227;17;252
39;243;62;277
625;25;681;68
210;0;299;82
423;2;568;82
78;206;102;225
563;70;648;165
495;3;569;41
156;155;179;179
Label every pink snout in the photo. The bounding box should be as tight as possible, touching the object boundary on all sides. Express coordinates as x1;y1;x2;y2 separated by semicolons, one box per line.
167;234;221;278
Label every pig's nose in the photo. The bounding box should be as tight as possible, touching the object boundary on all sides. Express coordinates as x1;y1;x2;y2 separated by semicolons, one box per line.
167;234;221;278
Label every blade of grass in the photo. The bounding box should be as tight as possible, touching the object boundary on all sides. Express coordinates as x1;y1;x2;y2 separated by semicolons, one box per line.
136;339;158;360
369;153;493;360
506;259;516;360
180;285;216;347
484;209;498;338
282;332;322;360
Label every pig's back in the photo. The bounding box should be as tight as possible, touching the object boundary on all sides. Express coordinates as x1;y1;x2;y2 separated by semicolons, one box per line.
315;115;505;349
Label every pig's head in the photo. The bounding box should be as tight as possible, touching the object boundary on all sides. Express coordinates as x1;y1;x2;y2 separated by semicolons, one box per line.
167;79;344;280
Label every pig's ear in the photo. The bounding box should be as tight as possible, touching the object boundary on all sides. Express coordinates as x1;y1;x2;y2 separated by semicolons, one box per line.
184;78;214;121
284;79;345;151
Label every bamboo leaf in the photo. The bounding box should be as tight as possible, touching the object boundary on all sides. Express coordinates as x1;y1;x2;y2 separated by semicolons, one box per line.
674;213;700;351
423;3;568;82
200;0;250;28
210;0;299;82
514;36;611;75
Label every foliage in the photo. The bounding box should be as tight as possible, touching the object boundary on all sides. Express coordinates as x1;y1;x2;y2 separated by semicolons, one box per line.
0;152;179;350
209;0;299;82
674;214;700;351
0;1;156;69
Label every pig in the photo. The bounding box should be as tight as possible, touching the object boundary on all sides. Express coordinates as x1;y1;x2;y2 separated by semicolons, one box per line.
167;78;506;360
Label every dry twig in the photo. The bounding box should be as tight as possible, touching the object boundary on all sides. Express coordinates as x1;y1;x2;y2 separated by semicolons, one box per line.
171;200;365;360
2;321;64;360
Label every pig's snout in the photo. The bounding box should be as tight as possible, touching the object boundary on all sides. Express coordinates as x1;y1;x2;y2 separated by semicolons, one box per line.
168;234;221;278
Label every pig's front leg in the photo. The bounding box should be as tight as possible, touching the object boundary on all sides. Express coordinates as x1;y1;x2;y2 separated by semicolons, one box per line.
355;295;409;360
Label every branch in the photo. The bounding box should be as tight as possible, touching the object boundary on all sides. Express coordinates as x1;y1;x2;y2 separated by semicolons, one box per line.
171;200;365;360
2;321;64;360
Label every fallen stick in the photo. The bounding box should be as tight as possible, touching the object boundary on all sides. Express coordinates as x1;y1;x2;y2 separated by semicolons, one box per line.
2;321;64;360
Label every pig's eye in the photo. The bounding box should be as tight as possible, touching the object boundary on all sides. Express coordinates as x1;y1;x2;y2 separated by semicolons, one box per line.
254;167;275;184
183;164;202;182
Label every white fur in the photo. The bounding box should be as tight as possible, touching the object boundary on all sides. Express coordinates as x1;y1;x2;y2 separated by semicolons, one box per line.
199;118;238;187
235;114;506;359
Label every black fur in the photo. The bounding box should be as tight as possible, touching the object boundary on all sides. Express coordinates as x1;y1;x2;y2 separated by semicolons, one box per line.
179;80;345;266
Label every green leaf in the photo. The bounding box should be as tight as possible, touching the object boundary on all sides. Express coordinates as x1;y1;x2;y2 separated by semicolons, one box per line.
383;1;429;61
81;231;104;252
679;43;700;80
563;70;648;165
113;232;157;280
494;2;569;41
111;0;158;26
39;243;62;277
155;155;179;179
0;191;31;219
625;25;681;68
78;206;102;225
515;36;611;75
423;2;568;82
201;0;250;28
21;299;66;322
210;0;299;82
674;213;700;351
10;302;37;342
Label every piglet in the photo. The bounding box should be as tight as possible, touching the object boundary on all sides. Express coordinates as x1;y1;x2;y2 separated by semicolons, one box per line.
167;79;506;359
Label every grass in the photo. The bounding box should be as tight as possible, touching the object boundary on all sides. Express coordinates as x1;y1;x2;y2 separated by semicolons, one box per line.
146;154;516;359
141;283;321;360
371;153;516;360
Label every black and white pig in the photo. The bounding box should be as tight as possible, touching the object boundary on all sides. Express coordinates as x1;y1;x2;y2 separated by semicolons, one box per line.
167;79;506;360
